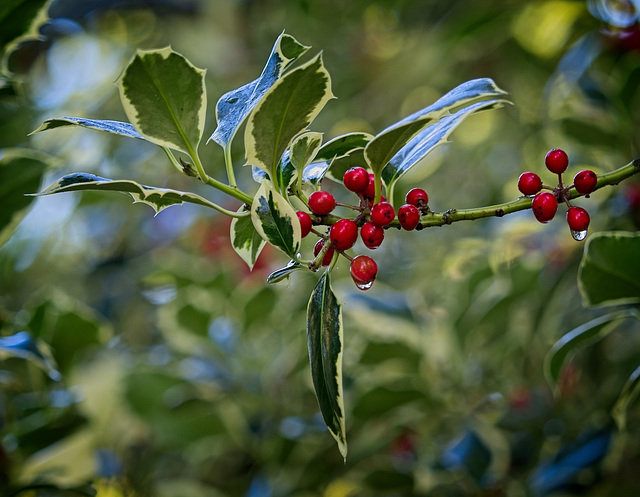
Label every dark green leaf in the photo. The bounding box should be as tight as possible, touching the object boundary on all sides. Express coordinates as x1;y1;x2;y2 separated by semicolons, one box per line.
305;148;367;187
30;117;144;140
117;47;206;155
0;150;48;246
544;309;640;388
250;181;301;258
34;173;227;214
307;271;347;458
230;206;267;270
0;0;47;52
245;54;334;179
210;32;309;148
578;231;640;307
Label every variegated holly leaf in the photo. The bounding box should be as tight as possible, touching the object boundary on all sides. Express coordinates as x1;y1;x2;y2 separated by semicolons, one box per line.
230;206;267;270
365;78;508;177
117;47;206;155
250;181;301;258
30;117;144;140
381;98;509;193
245;54;334;181
307;271;347;459
279;131;323;192
210;32;310;148
34;173;225;215
318;132;372;183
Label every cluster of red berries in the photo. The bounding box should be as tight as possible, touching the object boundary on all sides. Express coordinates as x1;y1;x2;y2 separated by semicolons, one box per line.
517;148;598;240
296;167;429;290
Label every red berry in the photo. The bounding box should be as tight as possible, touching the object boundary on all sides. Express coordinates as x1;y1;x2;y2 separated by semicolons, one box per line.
405;188;429;207
397;204;420;230
545;149;569;174
363;173;376;199
350;255;378;290
371;202;395;227
567;206;590;232
573;170;597;195
308;191;336;216
531;192;558;223
360;221;385;249
314;239;335;266
296;211;313;238
517;172;543;196
343;167;370;193
329;219;358;251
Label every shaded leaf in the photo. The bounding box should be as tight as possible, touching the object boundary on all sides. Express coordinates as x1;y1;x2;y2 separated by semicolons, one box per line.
30;117;144;140
305;149;367;187
0;331;60;380
364;78;508;176
0;0;47;52
34;173;226;215
250;181;301;258
210;32;309;148
117;47;206;154
0;150;49;246
544;309;640;388
612;365;640;431
230;206;267;270
245;53;334;180
578;231;640;307
307;271;347;458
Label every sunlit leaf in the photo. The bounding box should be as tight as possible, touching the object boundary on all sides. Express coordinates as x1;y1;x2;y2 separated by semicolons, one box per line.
245;53;334;180
210;32;310;148
230;206;267;270
34;172;227;215
364;78;508;177
30;117;144;140
578;231;640;307
0;331;60;380
250;181;301;258
307;271;347;459
381;98;508;192
0;150;48;246
612;365;640;431
544;309;640;388
116;47;206;155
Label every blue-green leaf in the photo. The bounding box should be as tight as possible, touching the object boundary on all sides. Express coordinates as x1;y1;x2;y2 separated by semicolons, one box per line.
245;53;334;179
578;231;640;307
364;78;508;177
209;32;310;148
116;47;207;155
266;259;306;285
381;98;508;191
0;331;60;381
544;309;640;389
30;117;144;140
34;173;229;215
230;206;267;270
307;271;347;459
250;181;301;258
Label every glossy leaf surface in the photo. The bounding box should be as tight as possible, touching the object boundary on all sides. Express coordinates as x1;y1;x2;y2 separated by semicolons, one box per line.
307;271;347;458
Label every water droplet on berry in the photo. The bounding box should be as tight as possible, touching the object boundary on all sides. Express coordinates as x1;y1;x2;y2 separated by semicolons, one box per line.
354;280;374;291
570;229;588;241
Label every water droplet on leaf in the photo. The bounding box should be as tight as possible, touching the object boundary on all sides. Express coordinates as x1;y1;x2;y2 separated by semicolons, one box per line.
571;229;588;241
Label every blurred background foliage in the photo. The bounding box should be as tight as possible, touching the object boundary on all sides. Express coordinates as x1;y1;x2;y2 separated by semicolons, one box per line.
1;0;640;495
